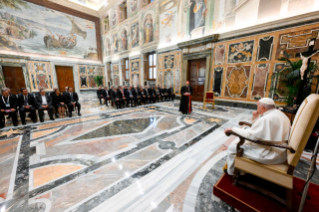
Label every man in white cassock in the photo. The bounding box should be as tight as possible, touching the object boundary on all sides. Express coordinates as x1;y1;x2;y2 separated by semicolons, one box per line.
224;98;291;175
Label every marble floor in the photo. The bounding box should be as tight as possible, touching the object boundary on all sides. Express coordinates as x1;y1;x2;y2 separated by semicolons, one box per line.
0;102;318;212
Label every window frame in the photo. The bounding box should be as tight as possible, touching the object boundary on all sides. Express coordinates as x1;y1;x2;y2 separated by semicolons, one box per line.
147;52;157;81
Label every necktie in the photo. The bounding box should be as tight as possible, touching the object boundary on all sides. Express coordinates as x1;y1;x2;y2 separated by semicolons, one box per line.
24;95;28;105
70;93;74;101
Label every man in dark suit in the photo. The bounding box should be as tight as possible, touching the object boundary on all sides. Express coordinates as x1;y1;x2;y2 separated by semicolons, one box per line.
102;86;110;107
118;86;126;108
162;87;169;101
168;86;175;101
17;88;37;125
35;88;54;122
126;86;135;107
97;86;103;105
64;87;81;117
109;86;114;107
143;86;150;104
62;86;69;96
0;88;18;128
50;87;59;118
112;87;120;109
154;86;161;102
148;86;155;103
6;88;17;120
132;86;140;106
159;85;165;102
124;86;131;107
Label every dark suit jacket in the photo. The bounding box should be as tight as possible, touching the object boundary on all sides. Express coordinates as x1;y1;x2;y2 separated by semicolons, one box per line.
35;94;53;108
181;86;193;95
97;89;103;98
102;90;110;99
168;88;174;95
64;92;79;104
17;93;36;108
143;89;150;96
148;88;154;96
117;89;125;100
0;95;17;110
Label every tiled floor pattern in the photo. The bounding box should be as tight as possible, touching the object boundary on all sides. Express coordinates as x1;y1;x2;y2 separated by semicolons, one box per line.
0;102;317;212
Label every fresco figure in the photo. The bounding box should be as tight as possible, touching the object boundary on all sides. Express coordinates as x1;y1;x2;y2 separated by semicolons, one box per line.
131;0;138;13
189;0;206;34
144;15;153;44
113;34;119;53
121;29;128;51
131;23;139;48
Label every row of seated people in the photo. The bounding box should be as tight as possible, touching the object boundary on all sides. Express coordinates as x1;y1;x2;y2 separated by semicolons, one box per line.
0;87;81;129
97;85;176;109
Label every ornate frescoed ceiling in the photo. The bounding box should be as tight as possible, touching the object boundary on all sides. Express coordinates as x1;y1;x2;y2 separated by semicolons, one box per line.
68;0;106;11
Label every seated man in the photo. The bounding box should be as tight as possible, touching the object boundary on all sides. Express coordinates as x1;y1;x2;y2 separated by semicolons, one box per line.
168;86;175;101
143;86;150;104
18;88;37;125
112;87;120;109
224;98;291;175
102;86;110;107
132;86;141;106
154;86;161;102
127;86;135;107
35;88;54;122
64;87;82;117
118;86;126;108
97;86;103;105
50;87;59;118
0;89;18;128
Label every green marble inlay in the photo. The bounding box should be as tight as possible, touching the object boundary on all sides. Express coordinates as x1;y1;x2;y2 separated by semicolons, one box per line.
73;117;159;140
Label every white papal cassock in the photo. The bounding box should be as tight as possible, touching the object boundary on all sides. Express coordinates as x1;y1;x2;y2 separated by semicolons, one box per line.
227;109;291;175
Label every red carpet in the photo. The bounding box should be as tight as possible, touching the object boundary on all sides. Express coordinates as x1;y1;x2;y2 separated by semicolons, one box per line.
213;174;319;212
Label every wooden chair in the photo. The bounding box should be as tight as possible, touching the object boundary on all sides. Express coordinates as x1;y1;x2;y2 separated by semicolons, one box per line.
203;92;215;109
225;94;319;211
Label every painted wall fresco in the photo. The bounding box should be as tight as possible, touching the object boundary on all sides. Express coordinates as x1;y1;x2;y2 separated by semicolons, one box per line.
143;13;155;44
69;0;104;10
112;63;120;86
131;21;140;48
214;45;225;65
159;6;178;47
27;61;54;92
0;1;98;60
78;65;105;89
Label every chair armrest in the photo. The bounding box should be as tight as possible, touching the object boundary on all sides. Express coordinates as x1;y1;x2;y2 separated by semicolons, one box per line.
238;121;252;127
225;130;295;154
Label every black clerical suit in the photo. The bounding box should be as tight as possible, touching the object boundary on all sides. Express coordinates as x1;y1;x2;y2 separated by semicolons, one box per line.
168;87;175;101
124;88;130;107
162;88;169;101
155;88;162;102
18;93;37;124
97;89;103;104
132;88;141;106
102;89;110;106
179;86;193;114
0;95;18;128
126;88;135;107
35;94;54;121
64;92;81;117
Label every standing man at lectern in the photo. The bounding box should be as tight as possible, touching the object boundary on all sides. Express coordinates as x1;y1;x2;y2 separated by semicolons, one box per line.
179;81;193;114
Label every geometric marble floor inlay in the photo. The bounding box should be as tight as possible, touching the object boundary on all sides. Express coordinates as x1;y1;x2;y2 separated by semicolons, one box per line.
73;117;159;140
0;103;317;212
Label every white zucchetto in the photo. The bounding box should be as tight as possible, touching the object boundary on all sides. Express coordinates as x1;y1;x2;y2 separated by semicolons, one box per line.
259;98;275;105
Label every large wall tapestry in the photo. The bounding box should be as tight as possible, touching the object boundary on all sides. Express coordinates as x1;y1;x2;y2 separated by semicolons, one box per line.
214;45;225;65
225;66;251;98
257;36;274;61
251;64;269;100
228;40;254;63
0;1;98;60
276;29;319;59
27;61;54;91
78;65;104;89
213;67;223;97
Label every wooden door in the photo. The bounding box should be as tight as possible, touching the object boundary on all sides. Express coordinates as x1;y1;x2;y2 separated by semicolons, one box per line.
2;66;26;95
55;66;75;91
188;59;206;102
